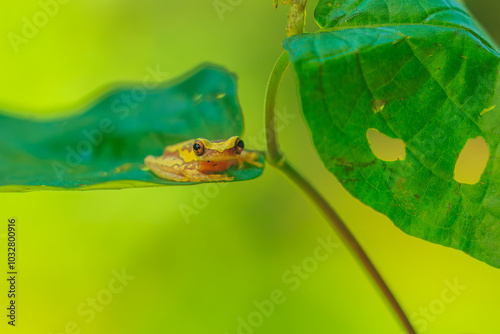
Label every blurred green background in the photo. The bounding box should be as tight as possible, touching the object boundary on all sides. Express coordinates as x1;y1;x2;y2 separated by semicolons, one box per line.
1;0;499;333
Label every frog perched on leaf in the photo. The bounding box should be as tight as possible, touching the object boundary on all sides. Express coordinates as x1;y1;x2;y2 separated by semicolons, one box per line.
144;136;262;182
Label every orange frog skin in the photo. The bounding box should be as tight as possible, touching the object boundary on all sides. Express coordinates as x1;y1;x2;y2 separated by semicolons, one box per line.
144;136;261;182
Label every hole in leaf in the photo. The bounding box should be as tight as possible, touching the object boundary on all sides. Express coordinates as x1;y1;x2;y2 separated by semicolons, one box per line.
366;128;406;161
453;137;489;184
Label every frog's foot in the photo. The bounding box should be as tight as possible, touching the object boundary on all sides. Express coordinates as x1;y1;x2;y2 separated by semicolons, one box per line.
238;151;263;169
183;169;234;182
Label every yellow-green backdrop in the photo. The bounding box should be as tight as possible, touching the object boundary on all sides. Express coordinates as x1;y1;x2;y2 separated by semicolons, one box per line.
0;1;499;333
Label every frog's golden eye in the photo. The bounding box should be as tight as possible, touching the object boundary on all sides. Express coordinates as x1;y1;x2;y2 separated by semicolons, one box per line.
193;140;205;156
234;138;244;154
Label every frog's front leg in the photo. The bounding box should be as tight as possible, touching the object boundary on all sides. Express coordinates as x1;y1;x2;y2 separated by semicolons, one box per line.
237;151;263;169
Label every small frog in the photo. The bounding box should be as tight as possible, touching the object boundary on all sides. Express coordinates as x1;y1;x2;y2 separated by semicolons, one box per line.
144;136;262;182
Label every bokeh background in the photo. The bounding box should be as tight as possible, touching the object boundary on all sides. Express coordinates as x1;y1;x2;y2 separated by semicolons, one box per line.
1;0;499;333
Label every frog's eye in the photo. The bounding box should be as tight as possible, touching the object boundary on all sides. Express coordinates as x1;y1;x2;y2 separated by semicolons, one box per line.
193;140;205;156
234;138;244;154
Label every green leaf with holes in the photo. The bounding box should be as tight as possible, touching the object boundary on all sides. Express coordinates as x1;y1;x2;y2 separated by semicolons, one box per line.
284;0;500;267
0;64;264;192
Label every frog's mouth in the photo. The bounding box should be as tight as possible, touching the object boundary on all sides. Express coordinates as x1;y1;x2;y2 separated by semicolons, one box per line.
197;160;238;173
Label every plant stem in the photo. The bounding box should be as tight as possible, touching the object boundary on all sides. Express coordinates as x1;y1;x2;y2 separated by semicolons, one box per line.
264;50;416;334
265;51;290;165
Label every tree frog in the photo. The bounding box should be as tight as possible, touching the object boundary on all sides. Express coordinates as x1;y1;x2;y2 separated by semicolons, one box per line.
144;136;262;182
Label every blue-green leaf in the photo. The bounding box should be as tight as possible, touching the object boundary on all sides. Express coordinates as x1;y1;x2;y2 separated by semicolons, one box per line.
0;64;264;191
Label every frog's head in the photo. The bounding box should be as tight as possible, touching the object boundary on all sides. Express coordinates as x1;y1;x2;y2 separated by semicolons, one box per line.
192;136;245;173
192;136;244;162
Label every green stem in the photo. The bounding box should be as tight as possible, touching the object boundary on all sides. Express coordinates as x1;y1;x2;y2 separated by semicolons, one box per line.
265;51;290;165
264;50;416;334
